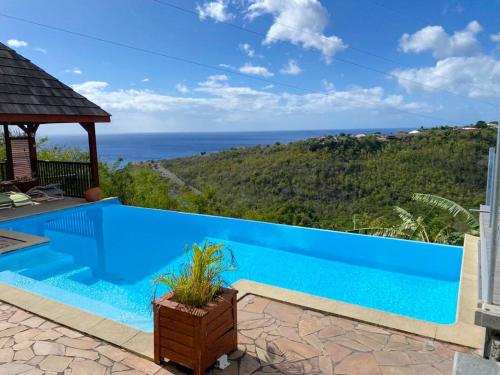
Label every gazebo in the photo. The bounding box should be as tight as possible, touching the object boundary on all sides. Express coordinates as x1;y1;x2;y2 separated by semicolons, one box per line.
0;42;110;197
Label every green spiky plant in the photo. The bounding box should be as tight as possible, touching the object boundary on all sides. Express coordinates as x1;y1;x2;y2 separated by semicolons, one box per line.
155;242;236;308
353;193;479;244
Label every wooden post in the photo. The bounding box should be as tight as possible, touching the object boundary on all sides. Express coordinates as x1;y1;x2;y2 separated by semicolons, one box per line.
3;124;14;180
80;122;99;187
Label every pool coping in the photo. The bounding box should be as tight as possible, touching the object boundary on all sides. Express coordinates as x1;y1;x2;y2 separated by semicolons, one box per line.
0;234;483;361
0;229;49;255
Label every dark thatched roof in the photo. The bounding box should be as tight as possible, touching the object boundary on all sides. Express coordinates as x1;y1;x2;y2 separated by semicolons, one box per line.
0;42;110;124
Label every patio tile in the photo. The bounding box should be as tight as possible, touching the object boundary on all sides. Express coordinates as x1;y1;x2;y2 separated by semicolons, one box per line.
13;347;34;361
95;344;129;362
0;294;478;374
33;341;65;356
323;342;352;363
38;355;73;372
317;325;345;339
268;337;321;361
336;352;381;375
318;355;334;374
298;318;323;337
373;351;411;366
56;336;100;350
239;353;260;374
69;358;107;375
264;301;302;324
65;346;99;360
121;353;163;374
0;347;14;363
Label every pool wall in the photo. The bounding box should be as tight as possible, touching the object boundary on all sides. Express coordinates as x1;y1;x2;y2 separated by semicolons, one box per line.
114;203;462;281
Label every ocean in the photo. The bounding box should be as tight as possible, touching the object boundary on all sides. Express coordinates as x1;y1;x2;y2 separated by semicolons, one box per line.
43;128;413;163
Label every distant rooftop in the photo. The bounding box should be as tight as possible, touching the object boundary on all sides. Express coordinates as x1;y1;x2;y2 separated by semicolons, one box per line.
0;42;110;124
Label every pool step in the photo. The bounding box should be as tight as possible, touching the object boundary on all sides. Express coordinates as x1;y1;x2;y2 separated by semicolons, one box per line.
20;254;77;280
42;266;147;313
65;266;97;285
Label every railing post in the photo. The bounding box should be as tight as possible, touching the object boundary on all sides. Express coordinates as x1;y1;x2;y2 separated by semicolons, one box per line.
488;125;500;303
487;147;496;207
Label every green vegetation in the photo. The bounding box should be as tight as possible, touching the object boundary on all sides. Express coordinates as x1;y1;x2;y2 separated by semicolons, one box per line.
356;193;479;244
1;127;495;245
154;242;235;307
100;160;178;210
161;127;494;243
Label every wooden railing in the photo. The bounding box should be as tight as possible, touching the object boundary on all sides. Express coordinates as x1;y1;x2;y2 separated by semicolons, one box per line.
1;160;92;198
36;160;92;198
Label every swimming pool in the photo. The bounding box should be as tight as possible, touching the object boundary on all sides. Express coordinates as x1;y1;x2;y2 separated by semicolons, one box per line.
0;199;462;331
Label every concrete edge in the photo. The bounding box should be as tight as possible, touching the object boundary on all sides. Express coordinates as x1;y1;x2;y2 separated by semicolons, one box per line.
0;229;49;254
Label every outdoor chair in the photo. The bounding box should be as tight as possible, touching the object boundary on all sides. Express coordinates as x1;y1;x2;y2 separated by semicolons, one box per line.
27;184;65;202
0;193;13;210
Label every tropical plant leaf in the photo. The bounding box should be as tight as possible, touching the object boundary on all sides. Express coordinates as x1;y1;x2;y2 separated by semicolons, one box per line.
412;193;478;228
155;241;236;307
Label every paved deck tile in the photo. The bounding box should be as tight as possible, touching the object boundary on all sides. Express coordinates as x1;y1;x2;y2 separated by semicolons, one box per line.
0;295;479;374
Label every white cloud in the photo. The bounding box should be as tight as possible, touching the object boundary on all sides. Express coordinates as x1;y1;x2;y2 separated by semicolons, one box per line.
34;47;47;54
218;63;233;68
73;81;108;91
239;63;274;77
262;84;274;90
176;83;189;93
6;39;28;48
491;33;500;43
393;55;500;98
73;76;429;117
239;43;256;58
247;0;346;63
141;78;150;83
197;0;233;22
65;68;82;75
399;21;482;59
280;59;302;75
66;75;443;133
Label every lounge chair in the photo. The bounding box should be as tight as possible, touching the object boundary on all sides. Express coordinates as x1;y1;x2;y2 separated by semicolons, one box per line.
4;192;33;207
27;184;65;201
0;193;13;210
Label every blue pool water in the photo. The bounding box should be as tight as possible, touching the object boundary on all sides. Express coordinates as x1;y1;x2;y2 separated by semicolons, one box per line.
0;200;462;331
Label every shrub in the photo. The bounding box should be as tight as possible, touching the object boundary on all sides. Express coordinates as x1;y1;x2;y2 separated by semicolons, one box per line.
155;242;235;307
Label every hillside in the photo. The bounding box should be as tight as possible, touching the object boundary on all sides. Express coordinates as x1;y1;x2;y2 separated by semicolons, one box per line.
161;128;495;231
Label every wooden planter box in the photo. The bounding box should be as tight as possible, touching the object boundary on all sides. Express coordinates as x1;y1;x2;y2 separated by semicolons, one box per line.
153;288;238;375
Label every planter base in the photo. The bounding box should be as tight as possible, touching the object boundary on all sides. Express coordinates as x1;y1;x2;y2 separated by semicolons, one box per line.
153;288;238;375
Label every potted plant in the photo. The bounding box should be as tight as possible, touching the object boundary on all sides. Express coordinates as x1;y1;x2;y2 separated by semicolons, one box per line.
84;186;102;202
153;242;237;375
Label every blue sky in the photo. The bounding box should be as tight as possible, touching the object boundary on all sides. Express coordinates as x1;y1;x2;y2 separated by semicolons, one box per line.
1;0;500;134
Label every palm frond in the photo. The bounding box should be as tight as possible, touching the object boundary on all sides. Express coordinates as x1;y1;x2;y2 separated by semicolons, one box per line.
412;193;478;228
393;206;418;231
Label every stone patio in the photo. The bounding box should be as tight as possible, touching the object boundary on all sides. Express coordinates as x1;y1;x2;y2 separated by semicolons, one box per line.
0;295;476;374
